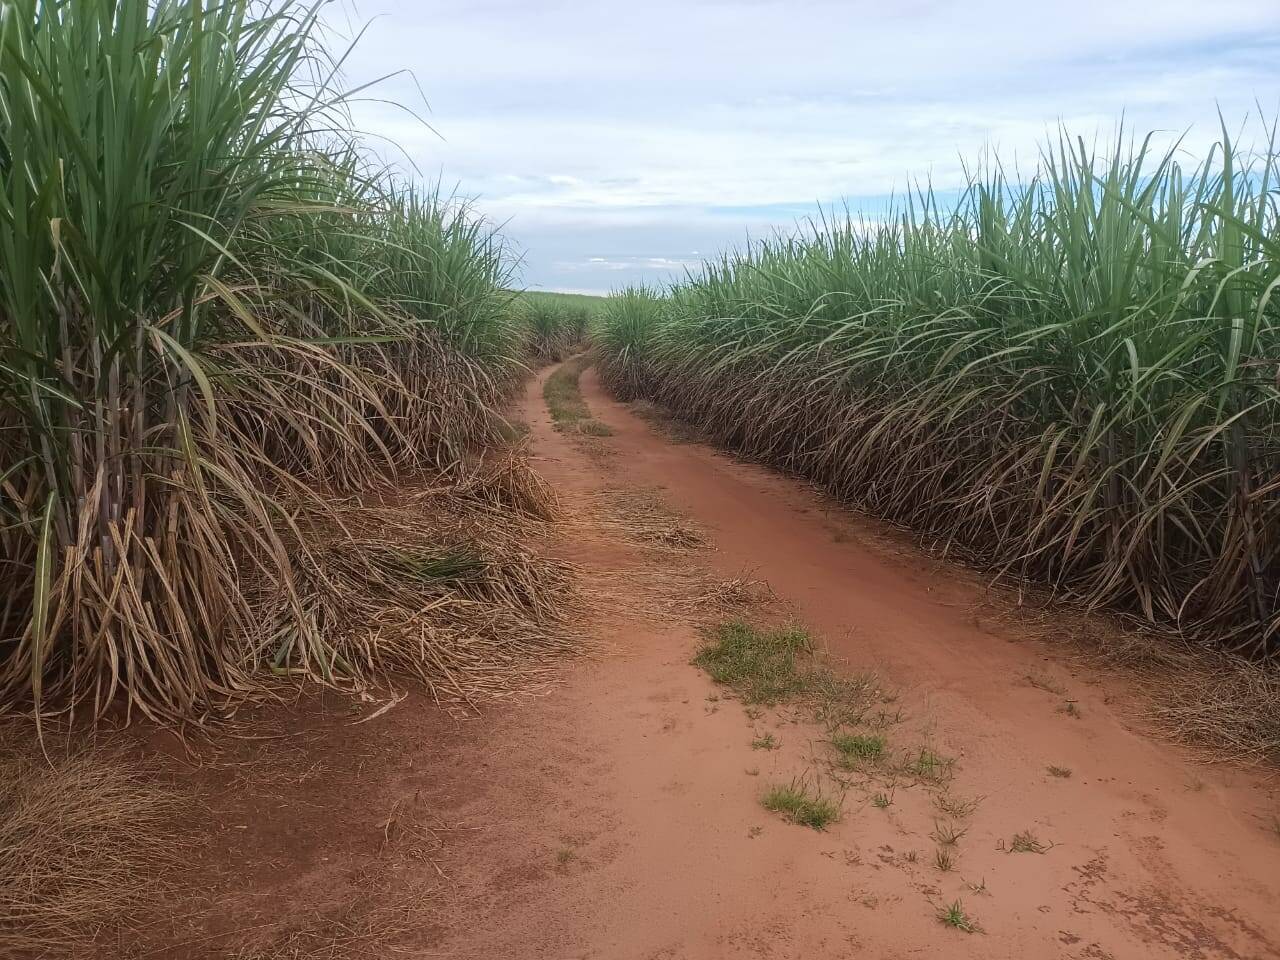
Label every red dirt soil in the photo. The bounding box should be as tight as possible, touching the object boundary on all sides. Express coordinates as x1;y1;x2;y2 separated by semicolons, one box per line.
106;359;1280;959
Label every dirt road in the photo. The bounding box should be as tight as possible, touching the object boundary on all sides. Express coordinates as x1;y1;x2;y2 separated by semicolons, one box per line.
134;358;1280;959
408;360;1279;959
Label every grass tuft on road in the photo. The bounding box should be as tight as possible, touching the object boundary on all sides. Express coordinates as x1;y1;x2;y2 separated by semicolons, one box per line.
832;732;885;765
544;356;591;425
761;781;840;830
937;899;978;932
693;621;816;704
544;356;614;436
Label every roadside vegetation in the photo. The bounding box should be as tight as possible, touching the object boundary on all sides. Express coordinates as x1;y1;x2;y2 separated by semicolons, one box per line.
0;740;175;954
761;780;841;830
520;291;603;362
595;125;1280;660
0;0;578;725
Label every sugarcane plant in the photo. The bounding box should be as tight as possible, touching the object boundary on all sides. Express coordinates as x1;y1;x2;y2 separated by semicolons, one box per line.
0;0;523;722
596;123;1280;657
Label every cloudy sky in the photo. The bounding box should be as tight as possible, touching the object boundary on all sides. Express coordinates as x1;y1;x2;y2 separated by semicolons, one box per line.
329;1;1280;294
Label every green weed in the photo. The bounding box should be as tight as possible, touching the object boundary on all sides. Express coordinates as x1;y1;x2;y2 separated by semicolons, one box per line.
937;900;977;932
693;621;814;704
832;732;886;765
761;781;841;830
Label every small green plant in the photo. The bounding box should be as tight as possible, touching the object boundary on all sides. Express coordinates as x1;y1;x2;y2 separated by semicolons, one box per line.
932;821;968;846
556;847;576;867
694;622;886;728
934;847;955;872
761;781;840;830
694;621;814;704
578;418;614;437
903;748;954;782
905;850;918;863
832;732;885;765
751;733;779;751
872;791;892;809
386;545;486;584
937;899;977;933
1059;701;1082;718
1047;765;1072;778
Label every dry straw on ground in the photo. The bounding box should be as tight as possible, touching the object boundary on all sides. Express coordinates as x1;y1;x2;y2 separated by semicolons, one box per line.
0;450;580;957
0;738;178;955
257;453;577;706
980;596;1280;762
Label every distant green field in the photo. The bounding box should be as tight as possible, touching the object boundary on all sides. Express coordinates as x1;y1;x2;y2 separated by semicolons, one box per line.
518;290;608;313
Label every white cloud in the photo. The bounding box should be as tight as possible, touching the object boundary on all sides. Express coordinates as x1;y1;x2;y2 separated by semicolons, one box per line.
556;255;705;273
326;0;1280;292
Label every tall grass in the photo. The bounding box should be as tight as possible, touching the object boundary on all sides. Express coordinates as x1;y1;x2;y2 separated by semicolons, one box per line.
596;126;1280;657
595;286;665;399
0;0;525;720
519;291;602;362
